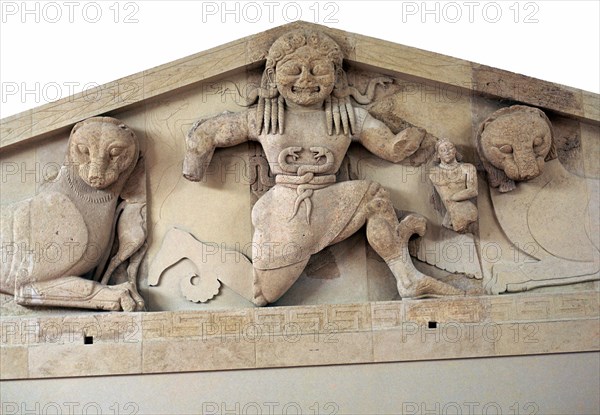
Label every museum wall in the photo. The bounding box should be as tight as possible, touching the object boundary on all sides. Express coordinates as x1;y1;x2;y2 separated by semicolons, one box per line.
2;353;599;414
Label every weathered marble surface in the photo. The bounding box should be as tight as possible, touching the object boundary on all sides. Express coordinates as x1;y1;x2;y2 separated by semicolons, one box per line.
477;105;555;193
0;21;598;380
177;29;465;306
429;139;478;233
475;105;599;294
1;291;597;379
3;22;597;153
1;117;146;312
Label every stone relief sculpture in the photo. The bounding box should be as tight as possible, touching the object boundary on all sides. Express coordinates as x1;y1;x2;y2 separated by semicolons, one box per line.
179;29;464;305
476;105;599;293
248;142;276;201
476;105;556;193
0;117;146;311
149;227;253;303
429;139;478;234
0;22;598;385
2;32;592;314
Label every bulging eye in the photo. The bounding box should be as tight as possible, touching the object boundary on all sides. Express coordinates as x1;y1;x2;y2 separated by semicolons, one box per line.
533;136;544;147
279;64;302;76
499;145;513;154
109;147;128;161
311;63;331;76
77;144;89;155
109;147;124;159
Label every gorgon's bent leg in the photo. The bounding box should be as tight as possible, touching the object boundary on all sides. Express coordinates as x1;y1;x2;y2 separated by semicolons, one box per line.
252;258;310;306
389;215;464;298
339;182;463;298
15;276;140;311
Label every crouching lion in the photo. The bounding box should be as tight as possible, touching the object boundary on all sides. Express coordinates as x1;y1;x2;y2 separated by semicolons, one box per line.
1;117;146;311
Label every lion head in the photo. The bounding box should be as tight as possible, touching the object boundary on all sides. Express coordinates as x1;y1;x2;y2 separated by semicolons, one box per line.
67;117;139;189
476;105;556;193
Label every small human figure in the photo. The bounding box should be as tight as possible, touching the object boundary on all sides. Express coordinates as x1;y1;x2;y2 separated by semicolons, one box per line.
429;139;478;233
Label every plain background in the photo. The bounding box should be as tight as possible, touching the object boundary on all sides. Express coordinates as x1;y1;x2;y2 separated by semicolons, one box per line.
1;0;599;118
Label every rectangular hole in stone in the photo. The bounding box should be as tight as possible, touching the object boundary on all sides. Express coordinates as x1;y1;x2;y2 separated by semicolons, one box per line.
84;336;94;345
428;321;438;329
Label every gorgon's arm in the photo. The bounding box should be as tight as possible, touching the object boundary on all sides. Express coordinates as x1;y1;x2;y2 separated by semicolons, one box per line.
450;164;478;201
353;107;426;163
183;110;254;181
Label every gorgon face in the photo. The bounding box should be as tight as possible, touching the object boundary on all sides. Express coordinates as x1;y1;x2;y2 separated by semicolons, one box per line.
481;111;552;181
68;121;137;189
275;45;336;107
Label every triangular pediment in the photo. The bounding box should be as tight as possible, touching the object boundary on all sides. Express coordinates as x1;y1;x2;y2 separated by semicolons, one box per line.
1;21;598;151
1;21;599;381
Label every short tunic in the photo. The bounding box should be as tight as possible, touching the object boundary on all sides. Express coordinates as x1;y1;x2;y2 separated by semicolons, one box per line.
251;107;370;270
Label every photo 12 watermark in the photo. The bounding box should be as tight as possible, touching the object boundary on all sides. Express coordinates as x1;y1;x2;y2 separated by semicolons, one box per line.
401;401;539;415
1;1;140;24
1;318;140;345
399;321;540;345
198;1;340;24
399;1;540;24
1;401;140;415
201;401;340;415
1;80;141;113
